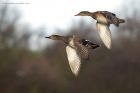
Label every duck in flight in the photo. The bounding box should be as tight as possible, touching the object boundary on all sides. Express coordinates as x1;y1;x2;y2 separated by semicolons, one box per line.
75;11;125;49
45;35;99;76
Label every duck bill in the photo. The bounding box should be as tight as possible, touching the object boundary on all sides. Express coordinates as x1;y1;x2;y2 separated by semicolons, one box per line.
45;36;50;38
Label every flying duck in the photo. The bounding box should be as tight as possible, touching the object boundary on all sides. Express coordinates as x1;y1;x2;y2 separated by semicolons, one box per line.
75;11;125;49
45;35;99;76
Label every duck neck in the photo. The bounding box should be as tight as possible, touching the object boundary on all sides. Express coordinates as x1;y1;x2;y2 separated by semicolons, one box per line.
57;36;69;44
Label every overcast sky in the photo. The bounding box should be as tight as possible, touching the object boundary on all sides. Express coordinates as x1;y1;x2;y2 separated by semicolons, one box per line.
12;0;123;30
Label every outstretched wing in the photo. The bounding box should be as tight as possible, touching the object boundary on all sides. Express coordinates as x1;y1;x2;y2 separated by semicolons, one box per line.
75;42;89;60
96;22;112;49
66;46;81;76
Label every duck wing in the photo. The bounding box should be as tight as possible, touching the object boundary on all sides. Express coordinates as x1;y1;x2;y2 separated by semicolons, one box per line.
101;11;116;17
101;11;120;26
66;46;81;76
75;41;89;60
96;22;112;49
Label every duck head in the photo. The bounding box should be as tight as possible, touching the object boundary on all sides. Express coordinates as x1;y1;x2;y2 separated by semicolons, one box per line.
75;11;92;16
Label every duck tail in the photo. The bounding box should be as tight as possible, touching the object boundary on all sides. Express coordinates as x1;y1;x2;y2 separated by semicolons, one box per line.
119;19;125;23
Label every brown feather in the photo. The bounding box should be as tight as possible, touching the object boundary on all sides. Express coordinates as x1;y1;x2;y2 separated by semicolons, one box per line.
74;41;89;60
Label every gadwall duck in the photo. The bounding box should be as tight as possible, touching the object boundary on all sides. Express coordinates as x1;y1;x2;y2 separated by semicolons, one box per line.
75;11;125;49
45;35;99;76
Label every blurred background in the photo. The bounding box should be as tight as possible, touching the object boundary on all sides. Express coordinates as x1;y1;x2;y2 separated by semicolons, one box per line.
0;0;140;93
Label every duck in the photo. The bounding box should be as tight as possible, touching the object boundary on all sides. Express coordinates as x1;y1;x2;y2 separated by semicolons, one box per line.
75;11;125;49
45;35;99;76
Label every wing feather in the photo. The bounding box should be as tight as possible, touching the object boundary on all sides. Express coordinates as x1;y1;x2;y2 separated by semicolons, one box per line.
66;46;81;76
96;22;112;49
75;42;89;60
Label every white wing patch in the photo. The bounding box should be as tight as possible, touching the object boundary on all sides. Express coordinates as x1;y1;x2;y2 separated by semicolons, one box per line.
96;23;112;49
66;46;81;76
